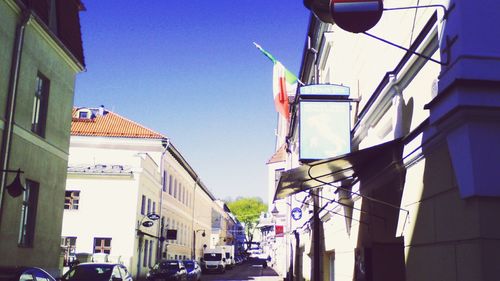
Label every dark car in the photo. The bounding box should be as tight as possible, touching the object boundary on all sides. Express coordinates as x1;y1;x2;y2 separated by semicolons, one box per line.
182;260;201;281
60;263;133;281
146;260;187;281
0;266;56;281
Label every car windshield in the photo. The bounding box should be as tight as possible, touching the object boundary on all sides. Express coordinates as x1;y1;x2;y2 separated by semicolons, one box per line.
62;264;113;281
203;253;222;261
159;262;179;270
183;261;194;271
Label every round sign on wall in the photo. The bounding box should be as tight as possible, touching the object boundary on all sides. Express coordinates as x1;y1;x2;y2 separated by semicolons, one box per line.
291;207;303;221
330;0;384;33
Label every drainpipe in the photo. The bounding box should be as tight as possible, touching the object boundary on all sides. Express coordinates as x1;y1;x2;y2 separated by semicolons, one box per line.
191;178;198;260
0;9;31;220
157;137;170;261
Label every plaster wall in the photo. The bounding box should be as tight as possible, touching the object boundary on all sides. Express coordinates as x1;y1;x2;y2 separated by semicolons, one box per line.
0;0;81;275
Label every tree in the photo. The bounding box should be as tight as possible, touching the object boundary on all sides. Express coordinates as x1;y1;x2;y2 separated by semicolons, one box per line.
226;197;267;246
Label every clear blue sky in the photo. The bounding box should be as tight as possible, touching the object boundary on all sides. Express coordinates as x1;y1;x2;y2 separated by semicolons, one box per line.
74;1;311;202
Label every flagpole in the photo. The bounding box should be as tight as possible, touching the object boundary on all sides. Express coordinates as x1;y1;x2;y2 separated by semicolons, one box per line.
253;42;304;86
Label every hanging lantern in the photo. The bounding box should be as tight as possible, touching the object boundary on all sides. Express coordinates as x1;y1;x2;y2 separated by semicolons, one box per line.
6;169;25;198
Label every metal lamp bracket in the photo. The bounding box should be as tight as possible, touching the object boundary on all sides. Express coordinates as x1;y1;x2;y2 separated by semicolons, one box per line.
363;3;456;66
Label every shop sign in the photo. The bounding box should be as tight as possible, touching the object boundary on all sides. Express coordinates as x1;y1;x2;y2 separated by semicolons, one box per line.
331;0;384;33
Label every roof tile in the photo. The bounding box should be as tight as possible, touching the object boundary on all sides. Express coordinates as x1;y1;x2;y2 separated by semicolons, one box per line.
71;107;165;139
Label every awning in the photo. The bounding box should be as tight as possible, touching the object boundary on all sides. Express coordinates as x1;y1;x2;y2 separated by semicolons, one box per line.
274;138;403;201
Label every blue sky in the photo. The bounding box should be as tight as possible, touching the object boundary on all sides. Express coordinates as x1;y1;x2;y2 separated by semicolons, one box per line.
74;1;311;202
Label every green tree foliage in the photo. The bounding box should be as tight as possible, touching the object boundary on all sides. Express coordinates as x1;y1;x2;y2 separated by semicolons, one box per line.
226;197;267;243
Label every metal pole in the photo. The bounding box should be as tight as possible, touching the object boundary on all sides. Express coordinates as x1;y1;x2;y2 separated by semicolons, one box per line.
312;189;321;281
157;138;170;261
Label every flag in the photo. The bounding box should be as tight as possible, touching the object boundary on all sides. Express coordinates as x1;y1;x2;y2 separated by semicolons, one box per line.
273;62;297;119
254;42;298;120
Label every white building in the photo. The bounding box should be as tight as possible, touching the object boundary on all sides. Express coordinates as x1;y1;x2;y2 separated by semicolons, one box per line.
62;107;167;279
61;106;229;280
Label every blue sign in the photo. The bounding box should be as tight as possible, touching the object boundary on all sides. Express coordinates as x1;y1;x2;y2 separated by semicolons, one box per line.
291;207;303;221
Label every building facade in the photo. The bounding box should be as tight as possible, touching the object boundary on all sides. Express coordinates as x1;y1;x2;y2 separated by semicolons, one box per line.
63;107;233;279
270;0;500;280
0;0;84;276
64;107;167;279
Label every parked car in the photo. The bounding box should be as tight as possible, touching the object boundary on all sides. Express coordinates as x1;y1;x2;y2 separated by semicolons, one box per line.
60;262;133;281
0;266;56;281
146;260;187;281
182;260;201;281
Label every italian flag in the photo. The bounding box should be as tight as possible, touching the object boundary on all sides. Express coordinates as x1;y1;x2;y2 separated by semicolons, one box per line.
254;42;298;120
273;62;297;120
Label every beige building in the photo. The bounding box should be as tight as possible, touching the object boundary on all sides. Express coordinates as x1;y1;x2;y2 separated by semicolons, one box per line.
271;0;500;280
0;0;84;276
160;144;216;261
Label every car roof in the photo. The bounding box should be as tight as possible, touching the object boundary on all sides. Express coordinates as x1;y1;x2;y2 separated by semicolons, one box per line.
75;263;119;267
0;267;55;280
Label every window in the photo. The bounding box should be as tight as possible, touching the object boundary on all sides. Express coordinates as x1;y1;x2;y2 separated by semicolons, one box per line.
141;195;146;215
143;239;148;267
32;73;50;137
174;179;177;198
147;198;151;214
78;111;88;119
162;171;168;192
62;237;77;266
19;180;39;247
64;191;80;210
275;169;284;189
93;237;111;254
152;202;156;214
149;240;154;267
168;175;173;195
48;0;58;33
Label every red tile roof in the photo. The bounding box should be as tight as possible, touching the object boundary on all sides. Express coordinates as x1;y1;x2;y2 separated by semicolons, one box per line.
267;144;287;164
71;107;165;139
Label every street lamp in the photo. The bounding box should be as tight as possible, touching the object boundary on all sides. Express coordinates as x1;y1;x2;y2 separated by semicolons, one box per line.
271;205;280;216
1;169;25;198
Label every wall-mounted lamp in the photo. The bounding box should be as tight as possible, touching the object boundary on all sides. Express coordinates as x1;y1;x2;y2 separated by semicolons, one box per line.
2;169;25;198
195;229;206;237
271;205;280;215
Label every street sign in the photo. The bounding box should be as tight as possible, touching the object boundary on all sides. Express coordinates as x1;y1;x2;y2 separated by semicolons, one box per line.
291;207;303;221
331;0;384;33
147;213;160;220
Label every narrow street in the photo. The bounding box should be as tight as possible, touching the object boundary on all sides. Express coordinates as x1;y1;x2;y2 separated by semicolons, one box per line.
202;258;281;281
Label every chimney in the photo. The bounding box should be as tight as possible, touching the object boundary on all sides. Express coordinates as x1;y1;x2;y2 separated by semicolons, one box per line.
98;105;105;116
